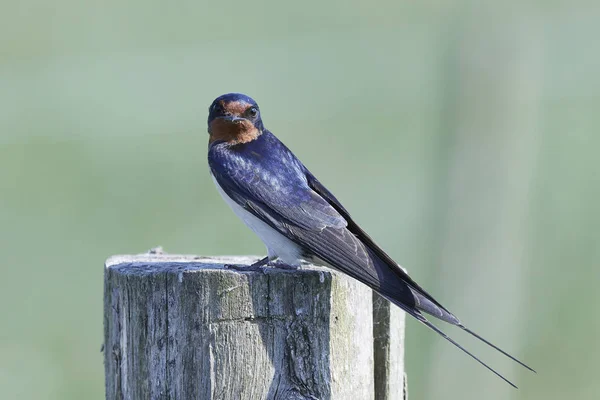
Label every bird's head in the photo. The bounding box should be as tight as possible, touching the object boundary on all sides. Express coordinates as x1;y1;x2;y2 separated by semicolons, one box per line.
207;93;264;145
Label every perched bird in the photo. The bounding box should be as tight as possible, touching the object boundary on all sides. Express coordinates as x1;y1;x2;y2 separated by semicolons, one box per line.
207;93;534;388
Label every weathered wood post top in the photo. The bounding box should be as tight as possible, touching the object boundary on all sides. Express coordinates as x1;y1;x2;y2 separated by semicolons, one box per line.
104;254;406;400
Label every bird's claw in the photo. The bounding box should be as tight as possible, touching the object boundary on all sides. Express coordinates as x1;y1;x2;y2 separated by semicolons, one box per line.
270;260;299;270
224;264;266;273
223;257;297;272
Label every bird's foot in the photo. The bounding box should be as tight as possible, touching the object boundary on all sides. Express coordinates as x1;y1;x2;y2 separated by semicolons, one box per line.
224;264;265;272
224;256;273;273
270;260;300;270
224;257;300;272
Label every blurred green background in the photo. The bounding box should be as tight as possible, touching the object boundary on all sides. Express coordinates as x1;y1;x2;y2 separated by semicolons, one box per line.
1;1;598;399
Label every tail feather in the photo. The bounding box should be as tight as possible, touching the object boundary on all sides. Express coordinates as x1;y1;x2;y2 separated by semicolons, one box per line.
408;287;460;325
408;284;535;373
420;318;519;389
384;295;519;388
459;325;536;373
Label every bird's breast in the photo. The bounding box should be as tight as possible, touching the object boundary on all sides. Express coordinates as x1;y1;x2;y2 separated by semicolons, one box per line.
210;173;304;266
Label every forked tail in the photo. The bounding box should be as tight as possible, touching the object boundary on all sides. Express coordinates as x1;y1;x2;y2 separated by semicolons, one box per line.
458;325;536;373
384;295;534;388
406;286;535;377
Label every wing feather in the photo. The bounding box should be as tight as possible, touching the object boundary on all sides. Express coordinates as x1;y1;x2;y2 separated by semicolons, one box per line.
210;148;346;232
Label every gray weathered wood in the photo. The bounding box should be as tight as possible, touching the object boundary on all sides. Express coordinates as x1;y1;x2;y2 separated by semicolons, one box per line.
104;254;405;400
373;293;407;400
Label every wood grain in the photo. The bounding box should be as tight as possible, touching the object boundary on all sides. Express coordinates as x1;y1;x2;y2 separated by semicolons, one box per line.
104;255;405;400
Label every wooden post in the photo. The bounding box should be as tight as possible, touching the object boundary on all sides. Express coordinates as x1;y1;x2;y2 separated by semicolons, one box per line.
104;254;406;400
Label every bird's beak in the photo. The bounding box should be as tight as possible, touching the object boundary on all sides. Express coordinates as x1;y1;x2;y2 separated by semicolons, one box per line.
217;115;247;124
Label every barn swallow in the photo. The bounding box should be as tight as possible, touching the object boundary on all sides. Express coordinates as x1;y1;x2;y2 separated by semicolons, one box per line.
207;93;534;388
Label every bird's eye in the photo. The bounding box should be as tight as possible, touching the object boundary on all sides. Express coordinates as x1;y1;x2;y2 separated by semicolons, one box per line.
246;107;258;118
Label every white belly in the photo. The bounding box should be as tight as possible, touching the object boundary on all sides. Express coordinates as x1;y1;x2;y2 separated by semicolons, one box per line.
211;174;304;266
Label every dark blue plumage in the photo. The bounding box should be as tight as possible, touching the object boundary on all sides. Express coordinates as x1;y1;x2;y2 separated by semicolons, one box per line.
210;131;346;232
206;93;534;388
